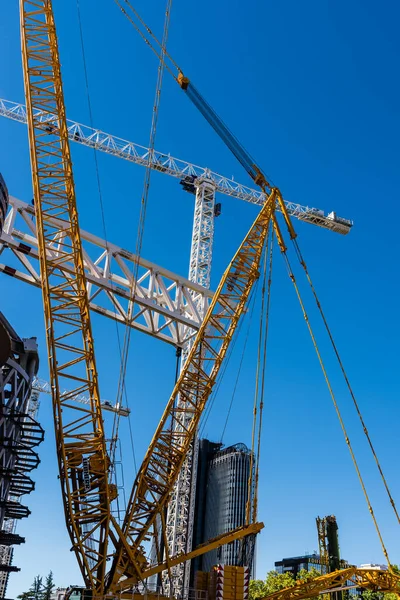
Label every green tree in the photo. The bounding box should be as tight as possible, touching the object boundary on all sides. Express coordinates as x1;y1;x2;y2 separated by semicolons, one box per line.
249;570;296;600
249;567;322;600
361;591;383;600
42;571;55;600
17;575;43;600
297;568;322;582
249;579;269;600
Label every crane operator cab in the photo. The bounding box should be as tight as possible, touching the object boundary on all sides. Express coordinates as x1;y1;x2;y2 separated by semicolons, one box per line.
65;587;121;600
65;587;92;600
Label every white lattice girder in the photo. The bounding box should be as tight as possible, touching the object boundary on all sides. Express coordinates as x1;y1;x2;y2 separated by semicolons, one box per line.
0;98;352;235
0;197;213;347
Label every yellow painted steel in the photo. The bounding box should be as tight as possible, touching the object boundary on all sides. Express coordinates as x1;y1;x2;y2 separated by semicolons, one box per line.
19;1;271;593
20;0;111;593
107;190;277;593
262;568;400;600
122;522;264;587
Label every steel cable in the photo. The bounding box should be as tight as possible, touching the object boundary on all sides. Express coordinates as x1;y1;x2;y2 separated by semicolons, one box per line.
252;226;274;524
291;236;400;531
111;0;173;471
278;239;392;569
219;282;259;443
76;0;137;517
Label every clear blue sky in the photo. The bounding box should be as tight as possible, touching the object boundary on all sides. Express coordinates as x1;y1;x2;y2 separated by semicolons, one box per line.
1;0;400;596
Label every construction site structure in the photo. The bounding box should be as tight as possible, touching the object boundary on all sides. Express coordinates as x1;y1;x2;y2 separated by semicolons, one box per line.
7;2;398;600
262;567;400;600
194;565;250;600
0;92;353;600
0;194;213;349
17;2;277;596
316;516;344;600
0;98;353;238
31;376;130;417
0;311;44;599
316;516;342;575
0;92;354;600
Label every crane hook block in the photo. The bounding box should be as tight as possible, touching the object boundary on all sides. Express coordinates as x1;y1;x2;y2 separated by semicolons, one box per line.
178;72;190;90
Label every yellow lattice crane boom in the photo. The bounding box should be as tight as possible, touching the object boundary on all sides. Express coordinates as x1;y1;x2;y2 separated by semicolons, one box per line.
20;2;270;595
106;189;279;593
20;0;113;594
262;568;400;600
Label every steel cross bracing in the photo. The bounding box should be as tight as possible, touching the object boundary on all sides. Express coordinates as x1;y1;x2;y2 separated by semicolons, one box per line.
0;98;353;236
106;190;274;595
31;377;130;417
0;196;213;347
164;178;216;595
0;384;41;597
188;179;216;290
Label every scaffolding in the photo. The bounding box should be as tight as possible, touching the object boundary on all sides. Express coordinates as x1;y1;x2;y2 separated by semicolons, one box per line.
0;312;44;598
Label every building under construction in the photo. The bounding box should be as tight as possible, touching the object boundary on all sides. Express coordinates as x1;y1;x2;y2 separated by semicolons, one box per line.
0;290;44;598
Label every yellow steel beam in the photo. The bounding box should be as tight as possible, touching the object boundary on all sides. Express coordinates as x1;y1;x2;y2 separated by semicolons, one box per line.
20;0;112;593
262;568;400;600
130;522;263;583
107;189;278;593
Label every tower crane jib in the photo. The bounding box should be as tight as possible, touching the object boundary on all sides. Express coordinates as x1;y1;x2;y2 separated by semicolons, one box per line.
0;98;352;236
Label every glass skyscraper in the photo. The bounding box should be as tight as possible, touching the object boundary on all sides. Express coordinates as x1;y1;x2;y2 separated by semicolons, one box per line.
191;440;255;582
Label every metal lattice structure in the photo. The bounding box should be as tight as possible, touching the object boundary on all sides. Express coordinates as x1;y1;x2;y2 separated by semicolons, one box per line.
0;98;353;236
0;313;43;597
5;2;357;593
262;568;400;600
18;2;269;595
0;94;354;596
0;196;212;347
31;377;129;417
20;1;113;592
164;177;217;594
106;190;277;595
316;517;329;575
187;178;217;290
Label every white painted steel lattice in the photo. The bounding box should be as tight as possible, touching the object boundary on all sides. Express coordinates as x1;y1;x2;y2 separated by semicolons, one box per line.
0;98;353;235
0;196;213;347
